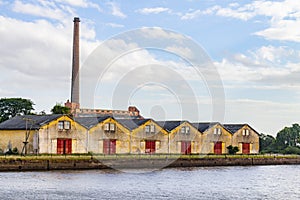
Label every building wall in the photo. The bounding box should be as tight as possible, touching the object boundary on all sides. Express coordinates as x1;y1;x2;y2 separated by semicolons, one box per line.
232;125;260;154
0;130;36;154
88;118;130;154
39;116;87;154
201;124;232;154
131;120;168;154
169;122;202;154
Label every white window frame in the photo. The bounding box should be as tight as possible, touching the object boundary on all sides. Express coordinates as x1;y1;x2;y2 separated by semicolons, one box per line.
110;123;115;132
145;125;150;133
185;126;190;134
58;121;64;130
150;125;155;133
214;128;221;135
181;127;186;134
64;121;71;130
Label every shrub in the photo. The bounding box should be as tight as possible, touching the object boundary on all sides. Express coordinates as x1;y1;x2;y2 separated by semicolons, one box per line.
227;145;239;155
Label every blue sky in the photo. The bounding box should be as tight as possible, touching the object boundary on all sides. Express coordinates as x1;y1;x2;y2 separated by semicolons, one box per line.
1;0;300;135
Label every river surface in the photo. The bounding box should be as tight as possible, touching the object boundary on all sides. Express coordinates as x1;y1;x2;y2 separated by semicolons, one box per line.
0;165;299;199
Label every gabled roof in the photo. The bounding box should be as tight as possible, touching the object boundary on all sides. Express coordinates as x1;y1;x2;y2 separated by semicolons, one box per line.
156;121;188;132
0;114;64;130
74;116;111;129
222;124;246;134
191;122;219;132
116;118;150;131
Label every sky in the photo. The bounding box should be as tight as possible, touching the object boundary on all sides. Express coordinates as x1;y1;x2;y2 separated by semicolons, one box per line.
1;0;300;135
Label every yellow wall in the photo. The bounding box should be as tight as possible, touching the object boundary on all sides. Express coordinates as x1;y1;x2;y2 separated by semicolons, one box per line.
0;129;36;154
88;118;130;154
168;122;202;154
232;125;260;154
131;120;168;154
201;124;232;154
39;115;87;154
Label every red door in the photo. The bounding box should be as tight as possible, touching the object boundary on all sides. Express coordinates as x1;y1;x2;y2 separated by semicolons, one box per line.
103;139;116;154
145;140;156;153
181;141;191;155
214;142;222;155
242;143;250;154
57;139;72;154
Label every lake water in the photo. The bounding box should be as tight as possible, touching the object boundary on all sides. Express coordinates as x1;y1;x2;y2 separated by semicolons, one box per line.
0;165;299;199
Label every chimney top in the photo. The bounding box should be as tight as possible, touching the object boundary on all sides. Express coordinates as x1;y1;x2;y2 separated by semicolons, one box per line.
74;17;80;22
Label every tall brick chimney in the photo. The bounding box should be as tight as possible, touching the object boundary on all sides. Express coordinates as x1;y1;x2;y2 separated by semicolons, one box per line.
71;17;80;105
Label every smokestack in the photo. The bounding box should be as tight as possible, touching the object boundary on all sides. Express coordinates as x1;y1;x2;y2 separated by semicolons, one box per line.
71;17;80;104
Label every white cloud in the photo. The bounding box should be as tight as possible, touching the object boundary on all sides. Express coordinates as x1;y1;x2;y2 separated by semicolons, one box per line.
55;0;102;12
136;7;171;14
12;0;71;21
107;2;126;18
225;98;300;135
215;45;300;92
0;15;98;112
105;22;124;28
181;1;300;42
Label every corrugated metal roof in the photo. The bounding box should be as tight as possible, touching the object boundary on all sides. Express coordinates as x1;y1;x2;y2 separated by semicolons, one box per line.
0;114;63;130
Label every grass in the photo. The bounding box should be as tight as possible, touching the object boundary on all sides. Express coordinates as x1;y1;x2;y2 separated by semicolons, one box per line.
0;153;299;161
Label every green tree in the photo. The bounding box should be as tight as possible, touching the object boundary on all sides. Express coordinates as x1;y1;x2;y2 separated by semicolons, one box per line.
51;104;71;114
259;133;276;153
276;124;300;149
0;98;34;123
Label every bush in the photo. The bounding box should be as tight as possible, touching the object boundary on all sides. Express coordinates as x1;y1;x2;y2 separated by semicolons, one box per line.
282;146;300;155
227;145;239;155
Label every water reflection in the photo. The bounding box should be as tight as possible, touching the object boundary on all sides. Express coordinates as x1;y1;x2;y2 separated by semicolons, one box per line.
0;165;299;199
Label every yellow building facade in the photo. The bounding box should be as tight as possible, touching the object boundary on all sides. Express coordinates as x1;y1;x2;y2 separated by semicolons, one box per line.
0;115;260;155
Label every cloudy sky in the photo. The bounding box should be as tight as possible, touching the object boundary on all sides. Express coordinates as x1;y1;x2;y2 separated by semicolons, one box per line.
1;0;300;135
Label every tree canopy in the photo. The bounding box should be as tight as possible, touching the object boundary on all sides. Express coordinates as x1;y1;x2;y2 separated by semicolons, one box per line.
0;98;35;123
51;104;71;115
259;124;300;154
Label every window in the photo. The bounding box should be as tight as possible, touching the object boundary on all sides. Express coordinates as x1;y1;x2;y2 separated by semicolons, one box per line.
58;121;64;130
145;125;155;133
64;121;71;130
185;126;190;134
104;123;116;132
145;125;150;133
58;121;71;130
181;126;190;134
110;123;115;131
242;129;250;136
181;127;185;134
214;128;221;135
150;124;155;133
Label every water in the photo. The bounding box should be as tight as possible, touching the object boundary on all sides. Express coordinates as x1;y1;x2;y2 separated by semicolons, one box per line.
0;165;299;199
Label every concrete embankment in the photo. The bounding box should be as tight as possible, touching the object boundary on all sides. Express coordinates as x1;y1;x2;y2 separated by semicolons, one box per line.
0;156;299;171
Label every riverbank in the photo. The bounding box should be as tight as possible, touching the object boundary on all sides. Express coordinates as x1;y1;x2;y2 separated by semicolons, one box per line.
0;154;299;171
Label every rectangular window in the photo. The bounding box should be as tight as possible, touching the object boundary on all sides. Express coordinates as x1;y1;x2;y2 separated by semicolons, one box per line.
104;123;115;132
58;121;64;130
145;125;150;133
185;126;190;134
181;127;186;134
243;129;250;136
214;128;221;135
110;123;115;132
150;125;155;133
104;123;110;131
64;121;71;130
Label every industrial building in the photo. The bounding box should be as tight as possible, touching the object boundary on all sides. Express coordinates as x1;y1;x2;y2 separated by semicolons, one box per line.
0;17;259;155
